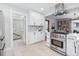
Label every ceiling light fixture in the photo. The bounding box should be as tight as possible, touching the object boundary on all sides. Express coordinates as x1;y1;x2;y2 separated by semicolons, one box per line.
41;8;44;10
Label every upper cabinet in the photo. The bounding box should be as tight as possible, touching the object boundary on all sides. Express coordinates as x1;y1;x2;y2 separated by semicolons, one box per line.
29;11;45;26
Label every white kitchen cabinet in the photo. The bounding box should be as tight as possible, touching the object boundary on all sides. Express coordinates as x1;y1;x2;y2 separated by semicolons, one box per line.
37;32;44;42
40;18;45;25
28;11;45;44
67;34;77;56
41;32;45;41
33;32;38;43
29;32;44;44
29;11;44;26
29;32;35;44
29;14;35;25
34;32;44;43
67;38;76;56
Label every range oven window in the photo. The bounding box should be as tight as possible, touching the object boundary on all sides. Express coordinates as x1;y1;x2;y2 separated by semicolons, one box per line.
51;39;63;48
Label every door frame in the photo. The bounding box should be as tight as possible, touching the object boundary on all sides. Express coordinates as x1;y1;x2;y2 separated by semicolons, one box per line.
45;20;50;41
11;10;27;48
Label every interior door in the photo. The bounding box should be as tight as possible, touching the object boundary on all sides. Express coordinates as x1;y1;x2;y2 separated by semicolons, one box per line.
13;11;26;47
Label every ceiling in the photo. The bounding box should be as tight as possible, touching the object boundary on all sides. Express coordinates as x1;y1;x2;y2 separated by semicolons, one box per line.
5;3;79;16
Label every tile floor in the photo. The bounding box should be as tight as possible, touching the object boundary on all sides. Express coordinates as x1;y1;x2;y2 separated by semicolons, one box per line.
4;41;62;56
13;39;26;48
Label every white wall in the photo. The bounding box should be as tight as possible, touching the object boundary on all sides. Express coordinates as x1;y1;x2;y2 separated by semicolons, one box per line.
46;14;57;31
0;4;12;49
0;4;28;49
0;11;4;38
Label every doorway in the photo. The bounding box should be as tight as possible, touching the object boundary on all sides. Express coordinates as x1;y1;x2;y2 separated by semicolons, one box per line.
12;12;26;48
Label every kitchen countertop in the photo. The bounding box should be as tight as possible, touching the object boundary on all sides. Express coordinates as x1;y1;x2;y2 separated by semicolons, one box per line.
52;31;68;34
67;33;79;40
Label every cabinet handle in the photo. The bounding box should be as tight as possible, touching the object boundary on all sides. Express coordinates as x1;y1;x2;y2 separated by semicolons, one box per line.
74;42;76;53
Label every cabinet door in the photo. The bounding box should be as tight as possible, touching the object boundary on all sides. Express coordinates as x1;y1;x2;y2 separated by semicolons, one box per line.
29;32;45;44
29;32;35;44
33;32;38;43
41;32;45;41
40;32;45;41
38;32;43;41
29;11;44;26
34;15;41;25
34;32;41;42
40;18;45;26
34;14;44;25
34;32;44;43
29;15;35;25
33;32;39;43
67;37;77;56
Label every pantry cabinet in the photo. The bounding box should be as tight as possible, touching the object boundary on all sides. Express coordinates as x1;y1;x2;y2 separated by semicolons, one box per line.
28;11;45;44
29;16;35;25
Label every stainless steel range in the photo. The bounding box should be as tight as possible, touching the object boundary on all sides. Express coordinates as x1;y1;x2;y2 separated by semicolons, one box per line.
50;32;67;55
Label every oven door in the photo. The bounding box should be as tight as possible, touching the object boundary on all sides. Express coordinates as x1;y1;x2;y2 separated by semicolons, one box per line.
51;39;65;52
51;39;63;48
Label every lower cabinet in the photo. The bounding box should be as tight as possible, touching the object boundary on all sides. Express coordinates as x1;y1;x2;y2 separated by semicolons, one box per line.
29;32;35;44
29;32;44;44
37;32;44;42
67;34;77;56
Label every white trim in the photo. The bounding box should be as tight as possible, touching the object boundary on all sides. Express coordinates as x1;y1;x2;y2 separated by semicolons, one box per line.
11;10;28;48
12;10;26;16
10;8;13;48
